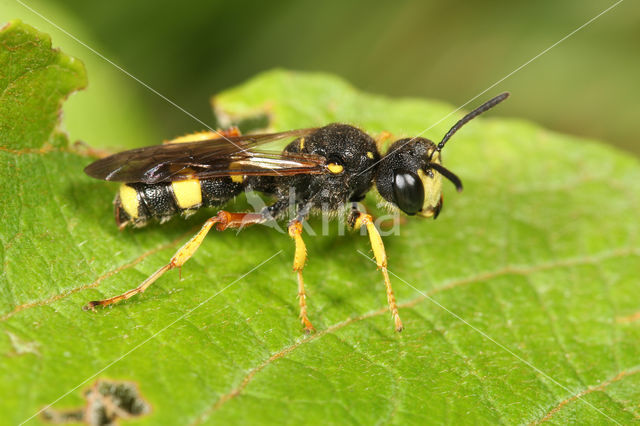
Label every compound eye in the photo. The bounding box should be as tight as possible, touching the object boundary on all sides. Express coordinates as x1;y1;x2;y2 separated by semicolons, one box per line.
392;170;425;215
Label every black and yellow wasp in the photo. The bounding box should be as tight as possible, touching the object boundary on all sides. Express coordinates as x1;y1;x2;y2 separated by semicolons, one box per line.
83;93;509;332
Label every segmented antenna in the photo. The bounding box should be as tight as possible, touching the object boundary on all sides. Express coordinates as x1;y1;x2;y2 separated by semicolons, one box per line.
437;92;510;151
429;163;464;192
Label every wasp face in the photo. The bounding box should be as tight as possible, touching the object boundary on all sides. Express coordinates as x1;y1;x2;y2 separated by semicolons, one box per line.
376;138;461;219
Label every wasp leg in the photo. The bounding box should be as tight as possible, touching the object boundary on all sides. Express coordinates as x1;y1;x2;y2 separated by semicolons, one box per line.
350;205;407;231
288;219;314;333
83;210;266;310
351;207;404;332
375;130;393;151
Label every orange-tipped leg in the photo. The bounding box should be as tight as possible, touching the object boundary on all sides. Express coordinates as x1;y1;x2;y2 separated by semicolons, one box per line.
83;210;265;311
353;211;403;332
288;220;314;333
375;130;393;151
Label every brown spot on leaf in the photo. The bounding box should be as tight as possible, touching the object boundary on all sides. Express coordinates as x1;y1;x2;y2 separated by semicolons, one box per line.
42;380;151;425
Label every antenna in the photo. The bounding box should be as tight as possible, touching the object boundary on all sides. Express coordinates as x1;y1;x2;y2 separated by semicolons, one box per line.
429;163;464;192
437;92;510;151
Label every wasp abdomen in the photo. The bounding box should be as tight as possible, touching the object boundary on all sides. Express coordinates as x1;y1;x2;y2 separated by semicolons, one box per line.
115;177;244;228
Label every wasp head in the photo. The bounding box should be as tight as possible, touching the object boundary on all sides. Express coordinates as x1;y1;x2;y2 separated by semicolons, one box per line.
374;92;510;219
375;138;461;218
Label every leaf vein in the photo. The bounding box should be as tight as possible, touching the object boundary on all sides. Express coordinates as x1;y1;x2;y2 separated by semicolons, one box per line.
531;366;640;424
194;247;638;421
0;230;193;322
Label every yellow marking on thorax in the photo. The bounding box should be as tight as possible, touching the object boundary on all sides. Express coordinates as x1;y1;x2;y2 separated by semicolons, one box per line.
366;151;375;159
299;137;305;150
172;179;202;209
327;163;344;174
119;184;140;219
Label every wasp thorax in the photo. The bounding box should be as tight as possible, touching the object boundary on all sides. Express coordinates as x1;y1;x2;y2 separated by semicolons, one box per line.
375;138;444;218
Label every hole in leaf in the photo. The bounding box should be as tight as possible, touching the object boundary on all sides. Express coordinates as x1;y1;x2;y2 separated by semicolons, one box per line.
42;379;151;425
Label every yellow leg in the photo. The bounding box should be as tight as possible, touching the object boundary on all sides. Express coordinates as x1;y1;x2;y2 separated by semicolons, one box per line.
83;210;264;310
288;220;314;333
354;212;404;332
375;130;393;151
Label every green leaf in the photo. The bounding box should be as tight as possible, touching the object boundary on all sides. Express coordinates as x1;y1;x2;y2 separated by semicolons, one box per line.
1;22;639;425
1;1;161;150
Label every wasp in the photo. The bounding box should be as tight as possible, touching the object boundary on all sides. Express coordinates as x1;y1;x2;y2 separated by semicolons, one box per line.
83;92;509;332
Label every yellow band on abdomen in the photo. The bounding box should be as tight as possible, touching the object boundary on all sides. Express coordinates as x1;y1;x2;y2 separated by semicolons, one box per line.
172;179;202;209
119;184;140;219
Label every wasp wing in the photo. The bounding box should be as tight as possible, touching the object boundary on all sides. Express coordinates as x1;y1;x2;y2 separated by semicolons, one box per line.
84;128;324;183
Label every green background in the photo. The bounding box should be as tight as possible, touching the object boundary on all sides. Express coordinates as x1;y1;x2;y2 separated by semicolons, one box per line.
1;0;639;155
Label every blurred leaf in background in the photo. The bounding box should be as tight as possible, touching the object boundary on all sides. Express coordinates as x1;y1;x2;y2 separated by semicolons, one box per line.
5;0;638;155
1;0;160;149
